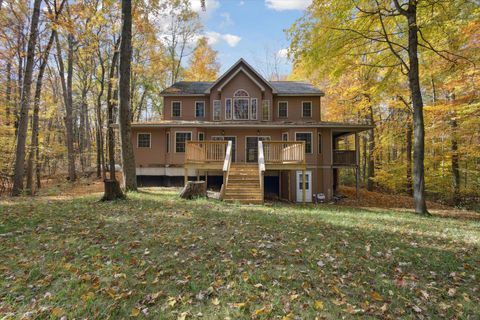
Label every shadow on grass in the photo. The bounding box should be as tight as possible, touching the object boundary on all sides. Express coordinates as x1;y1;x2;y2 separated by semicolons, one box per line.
0;191;479;319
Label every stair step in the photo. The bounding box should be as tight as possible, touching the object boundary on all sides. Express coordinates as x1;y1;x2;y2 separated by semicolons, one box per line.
224;198;263;204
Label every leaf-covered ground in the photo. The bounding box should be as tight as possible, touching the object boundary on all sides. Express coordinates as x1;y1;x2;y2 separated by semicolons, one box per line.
0;188;479;319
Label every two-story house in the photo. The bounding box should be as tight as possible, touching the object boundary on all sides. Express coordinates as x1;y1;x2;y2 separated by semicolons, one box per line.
131;59;371;204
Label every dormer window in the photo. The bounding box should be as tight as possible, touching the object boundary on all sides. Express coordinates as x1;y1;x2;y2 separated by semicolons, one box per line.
233;89;250;120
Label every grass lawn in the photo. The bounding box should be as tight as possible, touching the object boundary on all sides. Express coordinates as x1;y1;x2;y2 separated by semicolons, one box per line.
0;187;479;319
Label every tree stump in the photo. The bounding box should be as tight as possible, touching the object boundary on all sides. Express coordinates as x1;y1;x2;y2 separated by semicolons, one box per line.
179;181;206;199
102;179;126;201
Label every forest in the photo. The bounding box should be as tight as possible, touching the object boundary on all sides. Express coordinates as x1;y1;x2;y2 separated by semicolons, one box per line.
0;0;479;210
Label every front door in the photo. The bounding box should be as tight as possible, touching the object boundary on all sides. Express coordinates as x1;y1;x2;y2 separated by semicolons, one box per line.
246;136;270;162
296;171;312;202
212;136;236;162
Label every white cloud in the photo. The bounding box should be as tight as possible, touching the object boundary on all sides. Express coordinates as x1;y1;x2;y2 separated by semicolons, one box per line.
219;12;234;28
265;0;312;11
277;48;289;59
206;31;241;47
238;1;245;6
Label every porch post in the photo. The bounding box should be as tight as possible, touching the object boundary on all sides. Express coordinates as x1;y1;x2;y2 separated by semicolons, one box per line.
205;171;208;185
184;167;188;185
196;170;200;181
302;169;306;204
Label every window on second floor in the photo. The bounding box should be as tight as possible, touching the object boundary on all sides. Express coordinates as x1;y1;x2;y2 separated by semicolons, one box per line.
195;101;205;118
262;100;271;121
296;132;313;154
137;133;151;148
175;132;192;153
302;101;312;118
172;101;181;117
233;89;250;120
278;101;288;118
225;98;232;120
213;100;221;121
318;133;322;153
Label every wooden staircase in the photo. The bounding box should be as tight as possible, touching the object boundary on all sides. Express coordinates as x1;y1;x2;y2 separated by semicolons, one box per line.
223;164;263;204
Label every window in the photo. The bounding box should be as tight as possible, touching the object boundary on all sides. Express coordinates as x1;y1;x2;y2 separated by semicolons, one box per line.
172;101;181;117
137;133;151;148
278;101;288;118
296;132;312;154
250;98;257;120
198;132;205;141
262;100;271;121
318;133;322;153
225;98;232;120
166;133;170;153
282;132;288;141
302;101;312;118
233;90;250;120
213;100;221;121
195;101;205;118
175;132;192;153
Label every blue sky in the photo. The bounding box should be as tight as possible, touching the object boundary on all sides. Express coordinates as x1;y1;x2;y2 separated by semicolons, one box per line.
191;0;312;77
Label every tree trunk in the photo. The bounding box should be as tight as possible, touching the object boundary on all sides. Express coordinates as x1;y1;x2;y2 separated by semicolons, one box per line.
406;122;413;195
26;30;55;194
407;10;429;215
11;0;42;196
5;62;12;126
119;0;137;191
96;51;106;180
55;33;76;182
366;104;375;191
107;39;121;181
451;115;460;204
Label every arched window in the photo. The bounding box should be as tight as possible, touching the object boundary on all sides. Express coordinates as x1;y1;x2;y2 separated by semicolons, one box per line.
234;89;249;97
233;89;250;120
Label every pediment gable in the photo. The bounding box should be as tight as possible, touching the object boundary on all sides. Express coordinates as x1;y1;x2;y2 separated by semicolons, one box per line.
205;58;277;94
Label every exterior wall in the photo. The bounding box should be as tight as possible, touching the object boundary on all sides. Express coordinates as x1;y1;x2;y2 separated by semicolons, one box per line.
131;126;337;202
163;96;209;121
272;96;322;122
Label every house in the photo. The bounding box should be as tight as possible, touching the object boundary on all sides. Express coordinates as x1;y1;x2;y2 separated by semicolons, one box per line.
131;59;371;204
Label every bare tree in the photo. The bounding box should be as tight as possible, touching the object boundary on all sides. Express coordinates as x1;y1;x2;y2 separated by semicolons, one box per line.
118;0;137;191
11;0;42;196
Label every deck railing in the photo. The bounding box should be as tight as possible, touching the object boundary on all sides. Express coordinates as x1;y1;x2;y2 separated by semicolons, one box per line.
185;141;228;163
333;150;356;166
262;141;305;164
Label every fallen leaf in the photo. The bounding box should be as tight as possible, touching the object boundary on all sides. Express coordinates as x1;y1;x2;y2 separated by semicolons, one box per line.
314;300;324;310
130;307;141;317
371;291;383;301
51;307;64;317
211;297;220;305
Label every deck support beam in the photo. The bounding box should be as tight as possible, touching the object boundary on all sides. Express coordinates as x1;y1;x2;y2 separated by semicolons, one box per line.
355;132;360;199
184;168;188;186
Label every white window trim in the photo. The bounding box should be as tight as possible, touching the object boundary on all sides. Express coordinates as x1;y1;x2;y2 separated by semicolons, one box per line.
295;131;313;154
211;135;238;162
262;99;271;121
244;136;271;162
174;131;192;153
234;89;249;97
233;97;250;121
282;132;289;141
301;101;312;118
213;100;221;121
225;98;232;120
171;101;182;117
278;101;288;118
137;132;151;148
250;98;258;120
195;101;205;118
198;132;205;141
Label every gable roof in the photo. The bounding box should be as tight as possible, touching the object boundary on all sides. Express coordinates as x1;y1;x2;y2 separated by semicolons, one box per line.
205;58;277;94
160;59;325;96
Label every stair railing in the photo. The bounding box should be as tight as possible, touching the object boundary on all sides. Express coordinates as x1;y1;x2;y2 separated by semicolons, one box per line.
220;140;233;200
258;140;266;204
